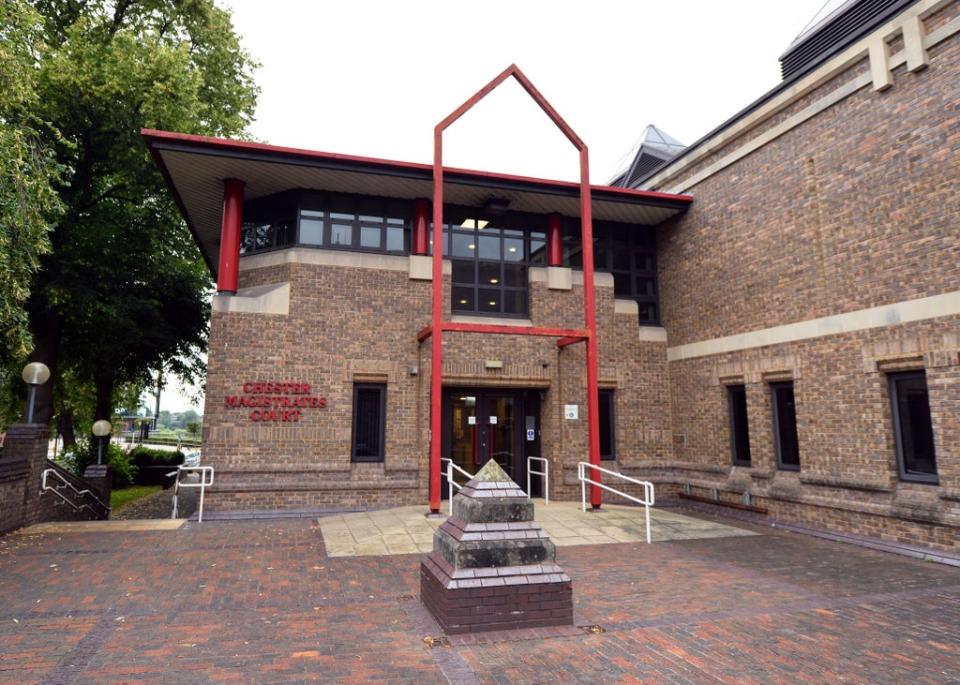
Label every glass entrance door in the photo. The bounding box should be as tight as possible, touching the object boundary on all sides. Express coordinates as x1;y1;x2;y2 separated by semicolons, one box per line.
441;389;538;497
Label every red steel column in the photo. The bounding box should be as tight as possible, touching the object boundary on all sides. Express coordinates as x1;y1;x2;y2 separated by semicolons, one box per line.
547;213;562;267
217;178;245;294
578;150;602;509
429;135;444;513
413;198;430;255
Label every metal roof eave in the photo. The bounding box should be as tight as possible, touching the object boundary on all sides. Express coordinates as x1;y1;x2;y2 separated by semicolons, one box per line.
142;129;693;276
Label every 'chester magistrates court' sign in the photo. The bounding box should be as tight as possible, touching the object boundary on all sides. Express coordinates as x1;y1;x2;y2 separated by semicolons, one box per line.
225;382;327;422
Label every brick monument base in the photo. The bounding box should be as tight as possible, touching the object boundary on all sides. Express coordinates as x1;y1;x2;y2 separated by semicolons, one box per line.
419;460;573;634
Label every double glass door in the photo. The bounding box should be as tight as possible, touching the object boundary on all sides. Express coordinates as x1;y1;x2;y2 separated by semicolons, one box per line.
441;388;540;497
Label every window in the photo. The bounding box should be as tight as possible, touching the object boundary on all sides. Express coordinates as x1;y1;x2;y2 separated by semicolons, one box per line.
240;192;297;255
771;382;800;470
434;211;544;318
889;371;938;483
351;383;386;462
599;390;616;461
727;384;751;466
563;219;660;325
296;208;406;254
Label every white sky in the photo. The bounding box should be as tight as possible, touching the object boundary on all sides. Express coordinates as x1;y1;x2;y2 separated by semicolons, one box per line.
156;0;828;414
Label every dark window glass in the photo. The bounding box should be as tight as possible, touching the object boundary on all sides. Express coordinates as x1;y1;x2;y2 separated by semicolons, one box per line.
889;372;938;482
599;390;615;461
352;383;385;462
445;211;539;318
240;192;297;255
563;219;659;325
771;382;800;470
295;193;408;255
452;286;474;311
728;385;751;466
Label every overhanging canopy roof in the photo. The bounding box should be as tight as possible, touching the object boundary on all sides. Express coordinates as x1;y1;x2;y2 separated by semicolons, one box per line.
142;129;693;275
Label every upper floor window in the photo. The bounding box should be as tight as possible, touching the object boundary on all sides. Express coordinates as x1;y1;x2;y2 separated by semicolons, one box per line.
240;191;296;254
431;209;546;318
564;220;659;325
889;371;937;483
241;191;409;256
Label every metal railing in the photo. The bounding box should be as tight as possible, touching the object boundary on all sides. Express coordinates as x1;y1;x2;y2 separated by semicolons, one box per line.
169;465;214;522
577;462;655;544
526;456;549;504
441;458;474;515
40;468;110;518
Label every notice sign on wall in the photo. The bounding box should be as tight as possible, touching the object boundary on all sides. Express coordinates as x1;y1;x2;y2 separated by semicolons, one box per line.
225;382;328;422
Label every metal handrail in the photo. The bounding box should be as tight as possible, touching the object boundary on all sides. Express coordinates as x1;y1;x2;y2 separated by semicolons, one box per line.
577;462;655;544
169;465;214;522
40;468;110;517
441;458;474;515
526;456;549;504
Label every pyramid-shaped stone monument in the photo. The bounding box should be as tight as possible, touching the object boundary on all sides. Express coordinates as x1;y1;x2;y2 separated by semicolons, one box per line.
420;459;573;633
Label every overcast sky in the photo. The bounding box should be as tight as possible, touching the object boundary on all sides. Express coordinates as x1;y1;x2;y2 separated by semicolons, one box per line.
158;0;828;414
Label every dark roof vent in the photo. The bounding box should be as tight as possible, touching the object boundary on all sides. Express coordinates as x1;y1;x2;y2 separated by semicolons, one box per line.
779;0;916;80
610;125;685;188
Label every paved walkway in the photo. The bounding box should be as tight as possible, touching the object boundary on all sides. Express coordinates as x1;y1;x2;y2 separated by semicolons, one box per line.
319;501;754;556
0;507;957;684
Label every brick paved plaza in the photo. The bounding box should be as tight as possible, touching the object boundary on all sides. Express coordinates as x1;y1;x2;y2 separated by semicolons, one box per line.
0;507;958;684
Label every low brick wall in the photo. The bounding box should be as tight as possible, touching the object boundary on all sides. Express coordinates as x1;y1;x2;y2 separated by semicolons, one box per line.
0;424;102;534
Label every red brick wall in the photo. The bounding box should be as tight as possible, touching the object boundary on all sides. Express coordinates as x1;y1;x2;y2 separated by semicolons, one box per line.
654;9;960;550
203;263;671;512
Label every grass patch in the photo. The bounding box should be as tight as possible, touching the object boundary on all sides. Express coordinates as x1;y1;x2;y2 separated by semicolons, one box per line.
111;485;162;511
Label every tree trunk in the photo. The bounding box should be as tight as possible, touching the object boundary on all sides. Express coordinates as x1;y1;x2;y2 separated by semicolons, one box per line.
25;311;64;425
93;368;115;423
60;409;77;449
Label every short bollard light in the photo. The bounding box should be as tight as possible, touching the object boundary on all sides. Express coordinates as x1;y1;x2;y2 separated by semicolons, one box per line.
92;420;112;465
21;362;51;424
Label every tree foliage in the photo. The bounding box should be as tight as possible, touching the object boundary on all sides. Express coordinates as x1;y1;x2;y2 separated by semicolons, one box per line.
0;0;64;359
13;0;259;428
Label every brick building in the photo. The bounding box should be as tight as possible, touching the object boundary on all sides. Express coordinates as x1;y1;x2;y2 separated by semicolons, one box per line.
146;0;959;549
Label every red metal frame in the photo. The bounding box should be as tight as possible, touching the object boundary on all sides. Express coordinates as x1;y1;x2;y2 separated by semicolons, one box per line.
547;213;563;267
217;178;244;293
412;199;430;255
426;64;604;512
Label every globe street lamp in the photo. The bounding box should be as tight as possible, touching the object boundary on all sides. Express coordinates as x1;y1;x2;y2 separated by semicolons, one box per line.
21;362;51;424
92;420;112;465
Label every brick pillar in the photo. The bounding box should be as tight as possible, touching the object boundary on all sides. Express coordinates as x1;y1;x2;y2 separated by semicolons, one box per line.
82;463;112;507
3;423;51;527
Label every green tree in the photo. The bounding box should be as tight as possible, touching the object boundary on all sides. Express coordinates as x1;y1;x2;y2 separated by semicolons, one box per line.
22;0;258;426
0;1;63;360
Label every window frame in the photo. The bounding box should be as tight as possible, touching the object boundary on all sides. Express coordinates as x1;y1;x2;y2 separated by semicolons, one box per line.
351;383;387;463
770;381;800;471
888;371;938;484
599;389;616;461
727;384;751;467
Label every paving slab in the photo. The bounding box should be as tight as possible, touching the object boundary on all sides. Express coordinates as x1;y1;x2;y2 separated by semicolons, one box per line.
316;500;755;557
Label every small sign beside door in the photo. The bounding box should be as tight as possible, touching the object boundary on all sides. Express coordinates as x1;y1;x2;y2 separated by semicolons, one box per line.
564;404;579;420
526;428;535;441
489;416;498;425
468;416;476;425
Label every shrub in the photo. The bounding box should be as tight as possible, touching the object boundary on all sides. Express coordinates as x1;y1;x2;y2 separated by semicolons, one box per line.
60;438;138;488
129;446;185;468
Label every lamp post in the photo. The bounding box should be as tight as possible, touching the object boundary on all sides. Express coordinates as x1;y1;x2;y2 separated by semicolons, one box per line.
92;420;112;465
21;362;50;424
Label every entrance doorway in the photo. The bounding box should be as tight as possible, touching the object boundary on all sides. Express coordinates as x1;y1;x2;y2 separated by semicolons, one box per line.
441;388;542;498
